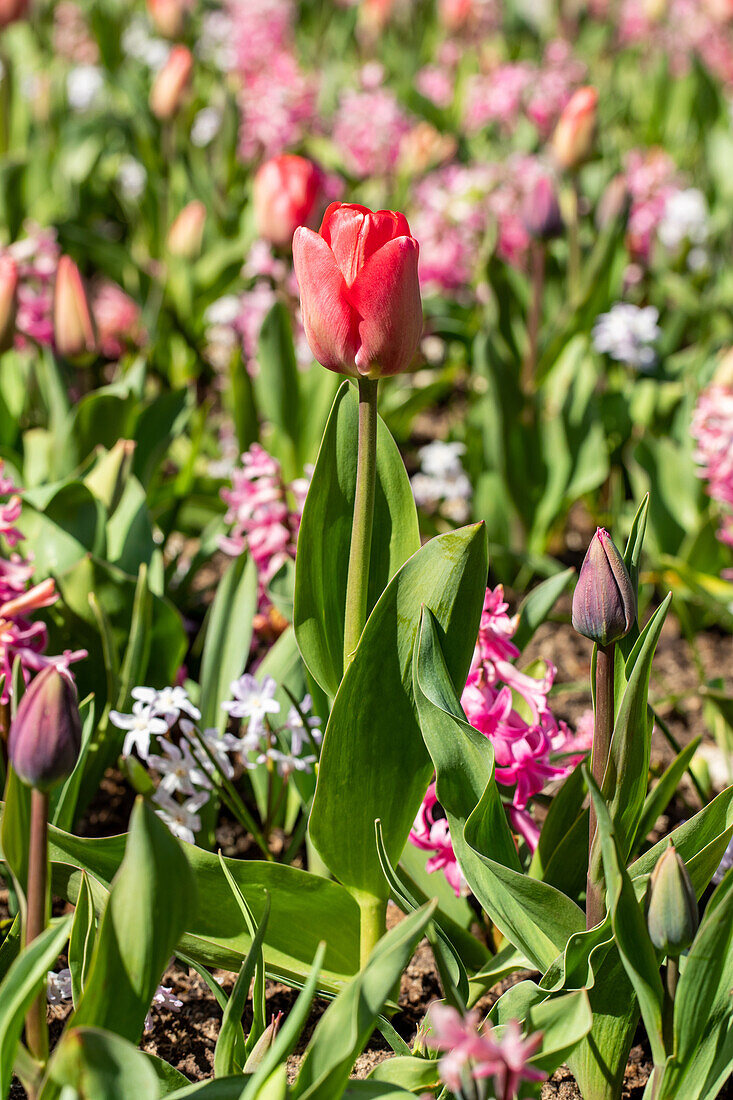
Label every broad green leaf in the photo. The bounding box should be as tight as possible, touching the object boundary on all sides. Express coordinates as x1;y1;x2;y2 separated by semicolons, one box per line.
199;555;258;733
632;736;702;854
526;988;593;1073
310;524;487;898
214;858;270;1075
369;1057;441;1091
145;1053;191;1095
528;763;587;887
38;1027;159;1100
0;917;72;1099
587;773;665;1065
601;596;671;863
513;567;574;651
41;823;359;991
0;915;21;985
68;871;96;1008
71;798;195;1041
20;481;106;578
294;380;420;698
255;302;301;465
292;904;437;1100
413;610;584;973
0;766;31;913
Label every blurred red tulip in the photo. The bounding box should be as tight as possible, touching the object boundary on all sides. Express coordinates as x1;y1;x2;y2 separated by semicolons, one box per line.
293;201;422;378
150;44;193;120
0;254;18;354
0;0;29;29
551;86;598;171
54;256;96;358
253;155;326;249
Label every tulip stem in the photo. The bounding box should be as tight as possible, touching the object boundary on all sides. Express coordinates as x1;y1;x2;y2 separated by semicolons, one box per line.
522;241;545;394
586;642;614;930
352;888;388;970
343;377;379;673
567;173;582;302
663;956;679;1053
25;788;49;1069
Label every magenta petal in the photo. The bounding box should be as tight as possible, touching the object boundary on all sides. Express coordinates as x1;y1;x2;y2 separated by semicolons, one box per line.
348;236;422;377
292;227;359;376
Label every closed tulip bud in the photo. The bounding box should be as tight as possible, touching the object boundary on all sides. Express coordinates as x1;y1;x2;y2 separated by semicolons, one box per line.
253;155;325;250
243;1013;283;1071
147;0;190;38
293;201;422;379
54;256;97;359
0;0;28;28
8;667;82;791
150;44;193;120
645;844;698;956
572;528;636;647
596;174;630;232
167;200;207;258
552;86;598;172
0;254;18;354
521;176;564;241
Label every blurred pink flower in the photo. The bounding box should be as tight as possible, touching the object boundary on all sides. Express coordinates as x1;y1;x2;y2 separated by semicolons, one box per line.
624;148;679;263
91;279;146;359
332;88;412;177
9;224;60;350
415;65;454;109
691;383;733;566
219;444;308;607
424;1003;546;1099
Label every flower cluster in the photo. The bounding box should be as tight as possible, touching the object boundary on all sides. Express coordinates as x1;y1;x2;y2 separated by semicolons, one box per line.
219;444;309;607
8;223;60;350
332;87;412;178
411;585;590;893
0;463;85;704
111;677;320;845
623;148;680;264
691;382;733;567
423;1002;545;1098
592;303;661;371
229;0;318;161
410;440;472;524
463;41;586;138
615;0;733;91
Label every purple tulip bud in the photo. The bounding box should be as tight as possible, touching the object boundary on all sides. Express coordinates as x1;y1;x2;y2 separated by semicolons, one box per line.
572;528;636;647
8;667;82;790
521;176;564;242
645;843;698;956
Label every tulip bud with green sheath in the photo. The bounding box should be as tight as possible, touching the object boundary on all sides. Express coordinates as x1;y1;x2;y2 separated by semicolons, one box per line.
646;842;698;1051
8;665;82;1068
573;528;636;930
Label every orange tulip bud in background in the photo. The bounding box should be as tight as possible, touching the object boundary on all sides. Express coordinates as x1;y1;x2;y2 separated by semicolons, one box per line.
150;44;193;120
253;155;326;249
167;200;207;258
552;86;598;171
0;254;18;354
293;202;422;379
53;255;96;359
147;0;191;38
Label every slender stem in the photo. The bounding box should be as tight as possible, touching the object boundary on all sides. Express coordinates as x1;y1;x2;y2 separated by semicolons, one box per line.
663;956;679;1054
567;173;582;302
25;789;49;1069
343;377;379;672
587;643;614;930
522;241;545;394
352;889;388;969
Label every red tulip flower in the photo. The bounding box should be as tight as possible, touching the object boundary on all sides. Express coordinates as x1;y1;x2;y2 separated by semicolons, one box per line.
253;155;325;249
150;44;193;120
293;201;422;379
552;86;598;172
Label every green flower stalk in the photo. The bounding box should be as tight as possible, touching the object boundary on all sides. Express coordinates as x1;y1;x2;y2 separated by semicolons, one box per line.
8;666;81;1074
572;528;636;929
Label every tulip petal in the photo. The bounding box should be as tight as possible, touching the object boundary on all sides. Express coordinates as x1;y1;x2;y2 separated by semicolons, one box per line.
348;236;422;377
292;227;358;375
321;203;412;287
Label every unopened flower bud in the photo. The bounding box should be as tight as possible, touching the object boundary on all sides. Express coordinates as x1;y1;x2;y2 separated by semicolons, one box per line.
0;254;18;354
0;0;28;29
167;200;207;258
8;667;82;791
572;528;636;647
521;176;564;242
54;256;97;359
552;86;598;172
243;1012;283;1071
645;843;698;956
147;0;191;38
253;155;325;249
596;174;630;232
150;45;193;120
